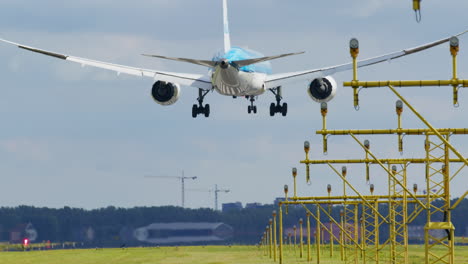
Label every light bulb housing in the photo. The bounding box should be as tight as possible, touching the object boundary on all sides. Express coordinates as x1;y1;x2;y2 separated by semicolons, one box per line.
350;38;359;49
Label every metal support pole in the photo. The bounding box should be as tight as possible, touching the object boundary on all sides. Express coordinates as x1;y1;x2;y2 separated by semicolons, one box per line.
374;200;380;264
307;212;311;262
452;39;459;106
316;205;321;264
321;103;328;154
279;206;283;264
293;225;297;253
267;226;272;259
330;222;334;258
299;219;304;258
269;220;273;259
273;211;277;262
340;210;345;261
350;38;360;109
354;205;359;264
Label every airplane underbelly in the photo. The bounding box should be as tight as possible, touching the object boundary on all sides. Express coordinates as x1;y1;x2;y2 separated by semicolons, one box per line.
213;69;266;96
214;81;248;96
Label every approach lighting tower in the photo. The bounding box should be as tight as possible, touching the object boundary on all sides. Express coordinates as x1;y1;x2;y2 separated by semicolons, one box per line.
144;171;197;207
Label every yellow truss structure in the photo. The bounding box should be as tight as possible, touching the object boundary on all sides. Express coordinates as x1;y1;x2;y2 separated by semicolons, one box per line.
259;35;467;264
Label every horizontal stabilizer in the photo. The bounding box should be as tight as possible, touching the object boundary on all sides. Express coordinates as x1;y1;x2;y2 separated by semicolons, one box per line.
142;54;217;68
233;51;305;67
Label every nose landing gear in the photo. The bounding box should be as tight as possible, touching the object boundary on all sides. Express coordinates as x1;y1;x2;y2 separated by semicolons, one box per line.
247;96;258;114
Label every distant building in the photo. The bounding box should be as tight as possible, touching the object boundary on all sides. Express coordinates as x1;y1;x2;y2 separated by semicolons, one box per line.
274;197;300;208
274;197;286;205
133;222;233;244
245;203;262;209
222;202;243;212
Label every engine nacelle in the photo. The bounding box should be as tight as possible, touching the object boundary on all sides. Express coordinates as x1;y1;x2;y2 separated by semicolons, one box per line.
151;81;180;106
307;76;337;103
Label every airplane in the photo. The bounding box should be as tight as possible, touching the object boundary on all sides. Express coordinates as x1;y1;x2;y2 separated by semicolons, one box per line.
0;1;466;118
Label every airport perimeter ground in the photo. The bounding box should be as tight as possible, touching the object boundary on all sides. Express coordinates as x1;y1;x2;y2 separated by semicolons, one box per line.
1;245;468;264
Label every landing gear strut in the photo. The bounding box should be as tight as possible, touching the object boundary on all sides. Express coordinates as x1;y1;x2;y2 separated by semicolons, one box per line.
247;96;257;114
192;88;210;118
269;86;287;117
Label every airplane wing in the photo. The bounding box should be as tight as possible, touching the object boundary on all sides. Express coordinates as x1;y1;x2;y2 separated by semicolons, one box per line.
0;38;213;90
265;31;468;89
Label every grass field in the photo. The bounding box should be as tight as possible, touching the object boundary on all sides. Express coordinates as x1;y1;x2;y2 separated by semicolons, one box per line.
0;245;467;264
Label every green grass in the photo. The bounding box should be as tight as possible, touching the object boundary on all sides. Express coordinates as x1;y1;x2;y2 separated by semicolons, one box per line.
0;245;467;264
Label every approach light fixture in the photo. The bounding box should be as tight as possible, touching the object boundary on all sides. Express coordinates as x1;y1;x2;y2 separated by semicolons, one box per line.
321;102;328;110
304;141;310;154
396;100;403;113
349;38;359;50
364;139;370;149
450;37;459;48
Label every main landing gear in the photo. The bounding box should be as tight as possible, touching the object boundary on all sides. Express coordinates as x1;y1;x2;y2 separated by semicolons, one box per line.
269;86;287;117
192;88;210;118
247;96;257;114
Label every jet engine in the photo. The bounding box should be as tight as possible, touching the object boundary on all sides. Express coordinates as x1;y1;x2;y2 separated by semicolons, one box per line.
151;81;180;105
307;76;337;103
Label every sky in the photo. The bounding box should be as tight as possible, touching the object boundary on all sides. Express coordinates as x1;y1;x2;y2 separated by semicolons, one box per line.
0;0;467;209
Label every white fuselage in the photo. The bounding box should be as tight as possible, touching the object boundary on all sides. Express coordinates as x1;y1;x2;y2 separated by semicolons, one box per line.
211;64;267;96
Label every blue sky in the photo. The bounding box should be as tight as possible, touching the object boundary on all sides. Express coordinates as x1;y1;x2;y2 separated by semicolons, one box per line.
0;0;467;209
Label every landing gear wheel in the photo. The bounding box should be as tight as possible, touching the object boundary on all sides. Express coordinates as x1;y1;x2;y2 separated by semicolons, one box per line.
247;96;258;115
204;104;210;117
269;86;288;117
192;104;198;118
281;103;288;117
192;88;211;118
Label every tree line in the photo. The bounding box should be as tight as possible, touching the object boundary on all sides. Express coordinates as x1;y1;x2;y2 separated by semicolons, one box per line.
0;198;466;247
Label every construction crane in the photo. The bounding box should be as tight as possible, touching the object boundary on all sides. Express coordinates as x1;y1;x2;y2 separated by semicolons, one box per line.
144;171;197;208
188;184;230;211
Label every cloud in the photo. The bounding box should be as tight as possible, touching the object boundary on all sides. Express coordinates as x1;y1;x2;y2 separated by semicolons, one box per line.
0;138;51;161
0;0;467;209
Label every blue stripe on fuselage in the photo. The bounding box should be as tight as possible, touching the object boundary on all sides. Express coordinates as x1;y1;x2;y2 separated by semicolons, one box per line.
212;47;272;74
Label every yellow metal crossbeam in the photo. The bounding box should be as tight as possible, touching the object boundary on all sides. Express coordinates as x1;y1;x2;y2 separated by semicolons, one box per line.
301;158;465;164
343;79;468;88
